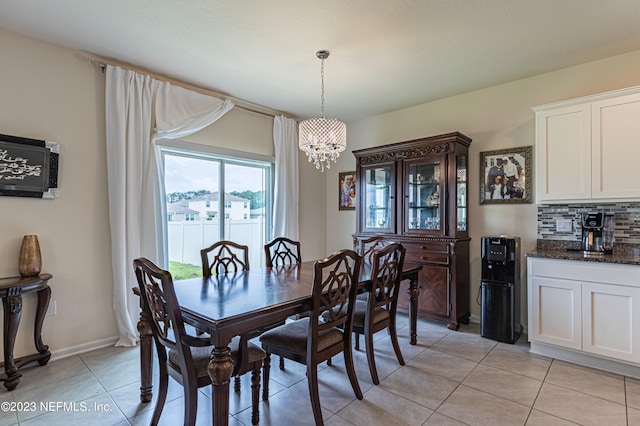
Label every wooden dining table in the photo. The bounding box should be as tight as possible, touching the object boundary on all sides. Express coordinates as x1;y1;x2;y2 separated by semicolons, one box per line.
135;260;421;425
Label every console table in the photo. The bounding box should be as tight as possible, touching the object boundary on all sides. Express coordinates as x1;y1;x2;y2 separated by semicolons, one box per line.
0;274;52;391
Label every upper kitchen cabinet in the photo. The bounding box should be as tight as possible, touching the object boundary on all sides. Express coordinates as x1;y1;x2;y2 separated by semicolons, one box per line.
353;132;471;330
533;86;640;203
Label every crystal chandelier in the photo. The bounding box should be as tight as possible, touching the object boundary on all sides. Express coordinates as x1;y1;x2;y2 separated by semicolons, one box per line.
299;50;346;172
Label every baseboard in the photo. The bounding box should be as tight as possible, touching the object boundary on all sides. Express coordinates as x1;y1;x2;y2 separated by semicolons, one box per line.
48;336;121;362
530;341;640;379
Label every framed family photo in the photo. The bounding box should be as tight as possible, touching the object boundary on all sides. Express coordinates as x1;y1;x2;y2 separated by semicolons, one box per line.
338;171;356;210
480;146;532;204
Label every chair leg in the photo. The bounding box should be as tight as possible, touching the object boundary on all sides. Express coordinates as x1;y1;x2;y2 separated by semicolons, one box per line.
183;383;199;426
279;355;285;370
389;322;405;366
354;332;360;350
250;363;261;425
262;354;271;401
306;364;324;426
234;375;241;392
152;366;169;426
364;331;380;385
343;342;363;399
326;357;332;366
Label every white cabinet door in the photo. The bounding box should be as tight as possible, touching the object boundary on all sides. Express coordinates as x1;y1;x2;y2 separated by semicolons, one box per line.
535;103;591;202
582;282;640;363
530;275;582;349
592;92;640;199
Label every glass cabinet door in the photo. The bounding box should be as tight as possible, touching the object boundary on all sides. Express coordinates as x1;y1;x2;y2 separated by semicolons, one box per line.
361;163;395;233
456;154;468;233
405;157;443;234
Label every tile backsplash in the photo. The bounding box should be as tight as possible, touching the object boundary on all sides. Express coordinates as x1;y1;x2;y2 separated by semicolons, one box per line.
538;203;640;245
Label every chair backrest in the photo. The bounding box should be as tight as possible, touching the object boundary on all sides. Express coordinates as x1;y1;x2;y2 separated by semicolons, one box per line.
264;237;302;267
369;243;406;312
133;258;193;368
311;249;362;337
357;235;394;264
201;240;249;277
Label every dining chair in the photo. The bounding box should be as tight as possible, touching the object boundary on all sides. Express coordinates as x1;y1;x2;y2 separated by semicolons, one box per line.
264;237;302;267
357;235;394;263
264;237;302;371
133;257;265;425
201;240;249;277
259;249;363;426
353;235;395;349
352;242;406;385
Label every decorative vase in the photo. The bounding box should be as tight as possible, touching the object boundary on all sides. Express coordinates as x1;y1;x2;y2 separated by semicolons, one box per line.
18;235;42;277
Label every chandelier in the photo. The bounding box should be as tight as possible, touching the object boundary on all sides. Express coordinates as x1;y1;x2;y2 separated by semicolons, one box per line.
299;50;346;172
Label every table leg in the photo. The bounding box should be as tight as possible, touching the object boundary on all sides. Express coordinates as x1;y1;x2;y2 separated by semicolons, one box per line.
137;303;154;403
208;345;234;426
407;272;420;345
2;288;23;391
34;286;51;365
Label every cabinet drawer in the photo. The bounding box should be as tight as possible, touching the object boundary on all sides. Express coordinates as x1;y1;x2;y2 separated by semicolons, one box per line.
403;242;450;265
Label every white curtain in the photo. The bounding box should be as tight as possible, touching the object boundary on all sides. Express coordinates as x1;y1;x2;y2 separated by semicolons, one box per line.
272;115;299;240
105;65;234;346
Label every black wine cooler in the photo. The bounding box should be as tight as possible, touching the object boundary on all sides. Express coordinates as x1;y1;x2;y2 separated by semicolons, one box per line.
480;236;521;344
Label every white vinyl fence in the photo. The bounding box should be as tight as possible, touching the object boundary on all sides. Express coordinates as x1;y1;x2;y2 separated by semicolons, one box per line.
168;219;266;269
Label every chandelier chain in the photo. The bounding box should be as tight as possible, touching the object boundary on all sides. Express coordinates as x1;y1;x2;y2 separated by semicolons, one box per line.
320;57;325;118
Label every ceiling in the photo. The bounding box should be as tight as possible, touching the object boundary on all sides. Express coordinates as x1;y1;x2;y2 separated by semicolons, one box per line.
2;0;640;121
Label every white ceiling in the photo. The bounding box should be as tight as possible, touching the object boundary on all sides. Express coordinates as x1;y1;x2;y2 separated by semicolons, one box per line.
2;0;640;121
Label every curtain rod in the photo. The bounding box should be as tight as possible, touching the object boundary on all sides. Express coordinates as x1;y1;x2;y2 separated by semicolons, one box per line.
87;57;295;120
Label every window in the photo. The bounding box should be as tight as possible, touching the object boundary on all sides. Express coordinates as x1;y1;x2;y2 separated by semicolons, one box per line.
161;142;273;278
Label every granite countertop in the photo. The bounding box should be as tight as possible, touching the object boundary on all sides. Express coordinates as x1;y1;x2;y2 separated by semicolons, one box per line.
526;240;640;266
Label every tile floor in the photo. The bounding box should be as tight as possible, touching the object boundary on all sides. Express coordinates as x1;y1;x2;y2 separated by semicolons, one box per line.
2;315;640;425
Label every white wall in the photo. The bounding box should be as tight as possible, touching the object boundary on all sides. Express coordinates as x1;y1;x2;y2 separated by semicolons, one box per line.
0;30;117;357
326;48;640;325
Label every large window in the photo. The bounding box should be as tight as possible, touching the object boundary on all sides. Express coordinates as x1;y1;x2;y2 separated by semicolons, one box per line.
161;143;272;279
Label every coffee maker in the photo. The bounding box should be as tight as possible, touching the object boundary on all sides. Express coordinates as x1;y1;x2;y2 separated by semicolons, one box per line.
581;211;614;254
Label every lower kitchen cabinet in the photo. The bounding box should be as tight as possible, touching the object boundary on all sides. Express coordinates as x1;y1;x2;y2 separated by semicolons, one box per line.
582;282;640;363
528;257;640;370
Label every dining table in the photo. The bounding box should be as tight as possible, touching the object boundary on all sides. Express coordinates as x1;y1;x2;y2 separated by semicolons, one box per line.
135;259;421;425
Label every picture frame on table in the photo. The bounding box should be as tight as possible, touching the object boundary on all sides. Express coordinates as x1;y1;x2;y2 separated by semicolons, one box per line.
480;146;532;204
338;171;356;210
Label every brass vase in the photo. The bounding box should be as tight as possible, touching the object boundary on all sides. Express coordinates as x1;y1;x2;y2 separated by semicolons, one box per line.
18;235;42;277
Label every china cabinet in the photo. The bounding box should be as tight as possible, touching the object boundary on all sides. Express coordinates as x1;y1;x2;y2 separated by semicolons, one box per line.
353;132;471;330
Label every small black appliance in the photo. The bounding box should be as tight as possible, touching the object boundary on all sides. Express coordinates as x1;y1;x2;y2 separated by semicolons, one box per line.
581;211;615;254
480;236;521;344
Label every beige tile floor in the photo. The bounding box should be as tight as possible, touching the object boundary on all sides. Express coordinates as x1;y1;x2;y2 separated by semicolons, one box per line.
2;315;640;425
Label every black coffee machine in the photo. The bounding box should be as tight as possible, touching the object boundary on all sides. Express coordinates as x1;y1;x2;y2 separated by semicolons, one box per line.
581;212;614;254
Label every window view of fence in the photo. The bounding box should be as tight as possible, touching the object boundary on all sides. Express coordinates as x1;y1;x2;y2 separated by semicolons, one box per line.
163;149;272;279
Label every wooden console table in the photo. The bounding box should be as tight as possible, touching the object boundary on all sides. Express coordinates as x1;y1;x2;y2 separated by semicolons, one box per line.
0;274;52;391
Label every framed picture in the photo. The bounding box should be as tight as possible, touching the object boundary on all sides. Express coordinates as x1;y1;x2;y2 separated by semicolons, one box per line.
480;146;532;204
0;133;60;199
338;171;356;210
